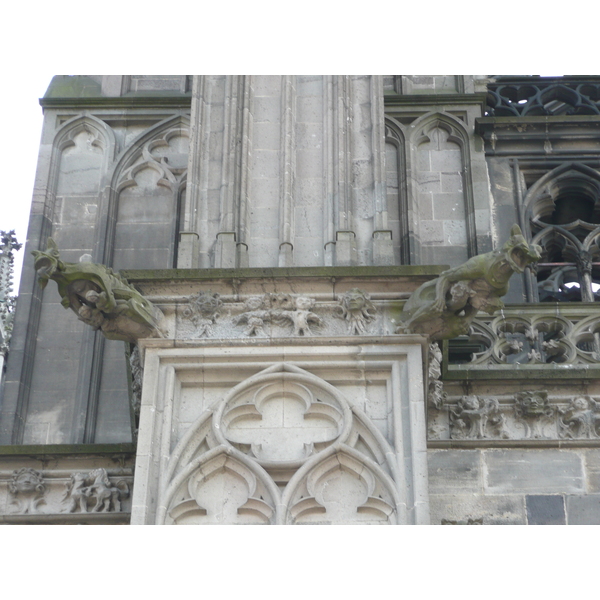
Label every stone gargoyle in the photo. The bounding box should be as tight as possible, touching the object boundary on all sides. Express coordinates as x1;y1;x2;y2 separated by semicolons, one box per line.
32;239;164;343
398;225;541;341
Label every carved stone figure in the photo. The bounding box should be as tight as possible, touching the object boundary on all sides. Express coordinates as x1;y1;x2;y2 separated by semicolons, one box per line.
274;296;323;336
182;291;222;337
398;225;541;340
449;395;505;439
558;396;600;439
8;468;46;514
335;288;377;334
235;295;273;336
32;239;164;343
63;468;129;513
427;342;446;409
514;391;554;438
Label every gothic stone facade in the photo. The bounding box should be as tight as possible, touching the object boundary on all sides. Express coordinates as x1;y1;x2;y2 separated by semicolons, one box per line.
1;75;600;524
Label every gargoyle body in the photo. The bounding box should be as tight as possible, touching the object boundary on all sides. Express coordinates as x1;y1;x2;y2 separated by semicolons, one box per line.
399;225;541;341
32;239;164;343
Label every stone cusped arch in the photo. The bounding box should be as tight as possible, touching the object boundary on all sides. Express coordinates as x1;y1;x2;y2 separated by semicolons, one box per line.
102;114;191;269
156;361;407;524
524;163;600;302
407;112;477;265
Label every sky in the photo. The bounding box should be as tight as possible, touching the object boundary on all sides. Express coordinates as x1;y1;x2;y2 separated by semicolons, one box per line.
1;7;594;294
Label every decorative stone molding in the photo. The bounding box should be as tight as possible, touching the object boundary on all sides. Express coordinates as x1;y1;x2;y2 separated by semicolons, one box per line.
514;391;555;439
234;294;323;337
235;295;273;337
427;342;446;409
449;395;507;440
160;364;402;524
62;468;129;513
558;396;600;439
32;239;164;343
429;391;600;441
181;291;222;337
8;468;46;514
450;309;600;368
334;288;377;334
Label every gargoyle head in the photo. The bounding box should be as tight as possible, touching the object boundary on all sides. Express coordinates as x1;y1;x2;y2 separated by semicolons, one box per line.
31;238;64;289
502;225;542;274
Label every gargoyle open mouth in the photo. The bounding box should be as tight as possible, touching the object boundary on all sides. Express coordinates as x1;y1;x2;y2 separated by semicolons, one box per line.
508;245;541;273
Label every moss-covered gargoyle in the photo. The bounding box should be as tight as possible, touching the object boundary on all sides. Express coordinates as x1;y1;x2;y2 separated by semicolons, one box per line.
398;225;542;341
32;239;165;343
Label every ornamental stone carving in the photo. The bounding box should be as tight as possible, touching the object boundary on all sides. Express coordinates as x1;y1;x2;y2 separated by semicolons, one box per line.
427;342;446;409
558;396;600;439
335;288;377;334
430;391;600;442
32;239;164;343
449;395;507;440
62;468;129;513
235;295;273;337
398;225;541;340
514;391;554;439
182;291;222;337
8;468;46;514
274;295;323;336
159;363;402;525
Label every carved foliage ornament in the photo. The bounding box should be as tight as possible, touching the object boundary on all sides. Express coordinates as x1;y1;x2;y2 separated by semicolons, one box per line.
32;239;164;343
430;391;600;441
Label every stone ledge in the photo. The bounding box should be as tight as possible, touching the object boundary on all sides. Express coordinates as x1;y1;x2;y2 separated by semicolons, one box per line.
428;439;600;449
0;512;131;525
0;443;135;458
121;265;447;282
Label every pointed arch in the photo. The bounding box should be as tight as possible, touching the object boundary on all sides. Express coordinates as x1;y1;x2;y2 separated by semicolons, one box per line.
159;445;281;525
101;114;191;269
280;444;403;525
407;112;477;264
524;163;600;303
385;116;409;263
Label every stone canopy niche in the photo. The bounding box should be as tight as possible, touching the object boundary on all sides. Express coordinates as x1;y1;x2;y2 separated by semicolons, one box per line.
131;339;430;525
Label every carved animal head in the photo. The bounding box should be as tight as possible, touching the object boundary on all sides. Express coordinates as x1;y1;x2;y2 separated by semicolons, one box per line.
31;238;64;289
501;225;542;274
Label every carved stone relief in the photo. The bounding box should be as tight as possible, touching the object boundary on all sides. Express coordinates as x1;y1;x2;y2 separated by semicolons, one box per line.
8;468;46;514
558;396;600;439
159;364;403;525
334;288;377;334
429;390;600;441
181;291;222;337
62;468;129;513
449;309;600;367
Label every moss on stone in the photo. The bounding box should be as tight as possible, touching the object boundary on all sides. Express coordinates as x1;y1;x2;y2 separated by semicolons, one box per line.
121;265;447;282
44;76;103;98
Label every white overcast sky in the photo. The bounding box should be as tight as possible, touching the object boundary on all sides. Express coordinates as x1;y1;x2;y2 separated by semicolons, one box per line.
0;6;593;296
